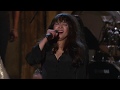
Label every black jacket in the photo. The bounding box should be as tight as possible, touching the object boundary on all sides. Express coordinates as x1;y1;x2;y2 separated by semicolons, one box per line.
26;42;89;79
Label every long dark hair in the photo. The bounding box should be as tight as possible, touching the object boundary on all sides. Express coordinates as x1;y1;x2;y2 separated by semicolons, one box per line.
48;13;87;67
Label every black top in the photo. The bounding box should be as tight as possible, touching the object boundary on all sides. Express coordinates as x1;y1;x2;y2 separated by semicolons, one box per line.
26;43;88;79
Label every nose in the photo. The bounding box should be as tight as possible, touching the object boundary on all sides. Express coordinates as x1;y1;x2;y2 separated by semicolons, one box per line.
58;24;63;28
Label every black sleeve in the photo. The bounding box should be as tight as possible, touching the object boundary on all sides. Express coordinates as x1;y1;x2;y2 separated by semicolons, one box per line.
25;44;43;66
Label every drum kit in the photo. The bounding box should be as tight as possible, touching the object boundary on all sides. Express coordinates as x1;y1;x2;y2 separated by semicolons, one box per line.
88;15;120;79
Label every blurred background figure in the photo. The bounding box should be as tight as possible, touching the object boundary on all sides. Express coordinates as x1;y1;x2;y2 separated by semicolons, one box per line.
0;11;20;66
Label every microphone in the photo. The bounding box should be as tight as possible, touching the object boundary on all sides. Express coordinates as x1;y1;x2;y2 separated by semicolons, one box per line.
45;30;58;40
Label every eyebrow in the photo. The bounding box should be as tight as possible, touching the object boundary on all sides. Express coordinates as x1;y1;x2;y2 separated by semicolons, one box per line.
55;21;67;23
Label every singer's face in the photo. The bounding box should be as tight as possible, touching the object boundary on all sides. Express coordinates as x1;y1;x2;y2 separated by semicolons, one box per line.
53;21;69;41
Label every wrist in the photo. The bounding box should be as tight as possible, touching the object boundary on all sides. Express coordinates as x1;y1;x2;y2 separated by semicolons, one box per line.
44;37;48;43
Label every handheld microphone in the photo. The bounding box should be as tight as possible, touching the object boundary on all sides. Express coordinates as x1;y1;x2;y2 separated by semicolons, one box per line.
45;30;58;40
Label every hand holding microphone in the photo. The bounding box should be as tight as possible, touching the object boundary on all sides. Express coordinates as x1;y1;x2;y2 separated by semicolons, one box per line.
45;29;59;40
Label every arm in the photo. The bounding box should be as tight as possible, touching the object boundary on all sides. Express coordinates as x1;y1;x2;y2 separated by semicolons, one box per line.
13;11;20;31
10;11;20;42
13;11;20;40
39;37;48;50
26;29;56;66
26;37;48;66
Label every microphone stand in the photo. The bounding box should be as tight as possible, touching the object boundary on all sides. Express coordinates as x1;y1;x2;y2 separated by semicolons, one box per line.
30;11;38;24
